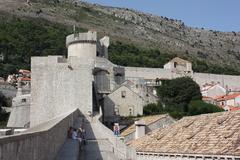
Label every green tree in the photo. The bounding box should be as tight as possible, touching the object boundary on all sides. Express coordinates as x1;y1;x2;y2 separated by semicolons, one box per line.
188;100;223;115
157;77;202;112
143;77;223;119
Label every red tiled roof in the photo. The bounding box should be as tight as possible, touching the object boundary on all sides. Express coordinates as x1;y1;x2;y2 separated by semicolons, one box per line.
201;84;214;91
202;96;214;100
228;106;240;111
19;77;31;81
215;93;240;101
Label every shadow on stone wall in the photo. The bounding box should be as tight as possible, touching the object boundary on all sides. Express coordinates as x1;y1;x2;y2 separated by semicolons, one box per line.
79;116;103;160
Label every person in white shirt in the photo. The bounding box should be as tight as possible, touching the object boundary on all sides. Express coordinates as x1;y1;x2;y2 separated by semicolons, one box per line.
72;129;82;143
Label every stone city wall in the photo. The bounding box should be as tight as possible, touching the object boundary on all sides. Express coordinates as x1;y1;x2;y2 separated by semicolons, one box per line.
0;109;80;160
125;67;240;89
193;72;240;89
125;67;174;80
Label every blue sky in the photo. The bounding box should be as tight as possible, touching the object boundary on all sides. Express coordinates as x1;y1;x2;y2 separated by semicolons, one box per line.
86;0;240;32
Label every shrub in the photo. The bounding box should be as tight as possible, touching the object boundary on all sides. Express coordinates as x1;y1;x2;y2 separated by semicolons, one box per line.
143;103;164;115
188;100;223;116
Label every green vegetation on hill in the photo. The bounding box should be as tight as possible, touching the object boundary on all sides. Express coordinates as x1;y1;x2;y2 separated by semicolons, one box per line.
192;60;240;75
109;41;176;68
109;42;240;75
0;15;86;78
143;77;223;119
0;14;240;78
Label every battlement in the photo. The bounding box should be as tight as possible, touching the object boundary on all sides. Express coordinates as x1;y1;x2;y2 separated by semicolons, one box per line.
66;31;97;48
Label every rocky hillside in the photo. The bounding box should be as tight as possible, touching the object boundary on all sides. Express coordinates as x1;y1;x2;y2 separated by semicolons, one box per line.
0;0;240;72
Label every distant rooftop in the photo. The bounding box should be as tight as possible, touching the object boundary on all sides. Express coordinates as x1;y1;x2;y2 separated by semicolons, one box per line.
168;57;191;64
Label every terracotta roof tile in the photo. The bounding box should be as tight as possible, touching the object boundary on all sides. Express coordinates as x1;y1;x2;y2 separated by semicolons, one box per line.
129;111;240;156
169;57;190;64
215;93;240;101
121;114;169;137
19;77;31;81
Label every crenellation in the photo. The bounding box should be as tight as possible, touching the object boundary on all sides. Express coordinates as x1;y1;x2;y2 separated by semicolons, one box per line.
66;31;97;48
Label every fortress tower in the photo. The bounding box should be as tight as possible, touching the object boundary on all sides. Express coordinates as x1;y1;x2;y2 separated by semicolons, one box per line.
30;31;98;127
66;31;97;59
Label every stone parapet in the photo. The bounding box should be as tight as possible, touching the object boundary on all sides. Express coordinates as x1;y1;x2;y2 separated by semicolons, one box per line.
0;109;80;160
95;113;136;159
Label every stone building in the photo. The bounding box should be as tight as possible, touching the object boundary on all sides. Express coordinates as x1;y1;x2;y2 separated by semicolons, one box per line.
163;57;192;74
7;94;30;128
7;81;30;128
104;83;144;121
103;79;158;124
129;111;240;160
214;93;240;111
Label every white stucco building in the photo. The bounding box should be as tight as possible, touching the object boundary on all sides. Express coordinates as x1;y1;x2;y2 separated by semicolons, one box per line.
201;83;226;98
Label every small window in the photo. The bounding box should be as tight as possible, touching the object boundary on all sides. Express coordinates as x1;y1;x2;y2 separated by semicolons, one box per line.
22;99;27;103
121;91;126;98
129;108;133;116
174;62;177;68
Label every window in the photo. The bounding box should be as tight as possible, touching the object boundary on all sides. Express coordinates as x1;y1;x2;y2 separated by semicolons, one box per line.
174;62;177;68
22;99;26;103
129;108;133;116
121;91;126;98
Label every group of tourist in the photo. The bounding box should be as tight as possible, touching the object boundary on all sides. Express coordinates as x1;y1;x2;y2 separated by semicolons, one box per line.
68;125;86;146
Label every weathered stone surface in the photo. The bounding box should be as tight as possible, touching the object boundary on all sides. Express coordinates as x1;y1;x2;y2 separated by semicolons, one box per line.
30;56;93;127
0;109;80;160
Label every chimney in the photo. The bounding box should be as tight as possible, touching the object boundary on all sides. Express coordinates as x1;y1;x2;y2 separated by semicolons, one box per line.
135;120;146;139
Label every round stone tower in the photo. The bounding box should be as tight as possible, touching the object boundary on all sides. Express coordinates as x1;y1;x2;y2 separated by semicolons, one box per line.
66;31;97;59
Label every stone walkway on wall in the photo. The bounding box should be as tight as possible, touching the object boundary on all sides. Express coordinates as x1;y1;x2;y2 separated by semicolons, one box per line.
79;116;118;160
56;115;118;160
